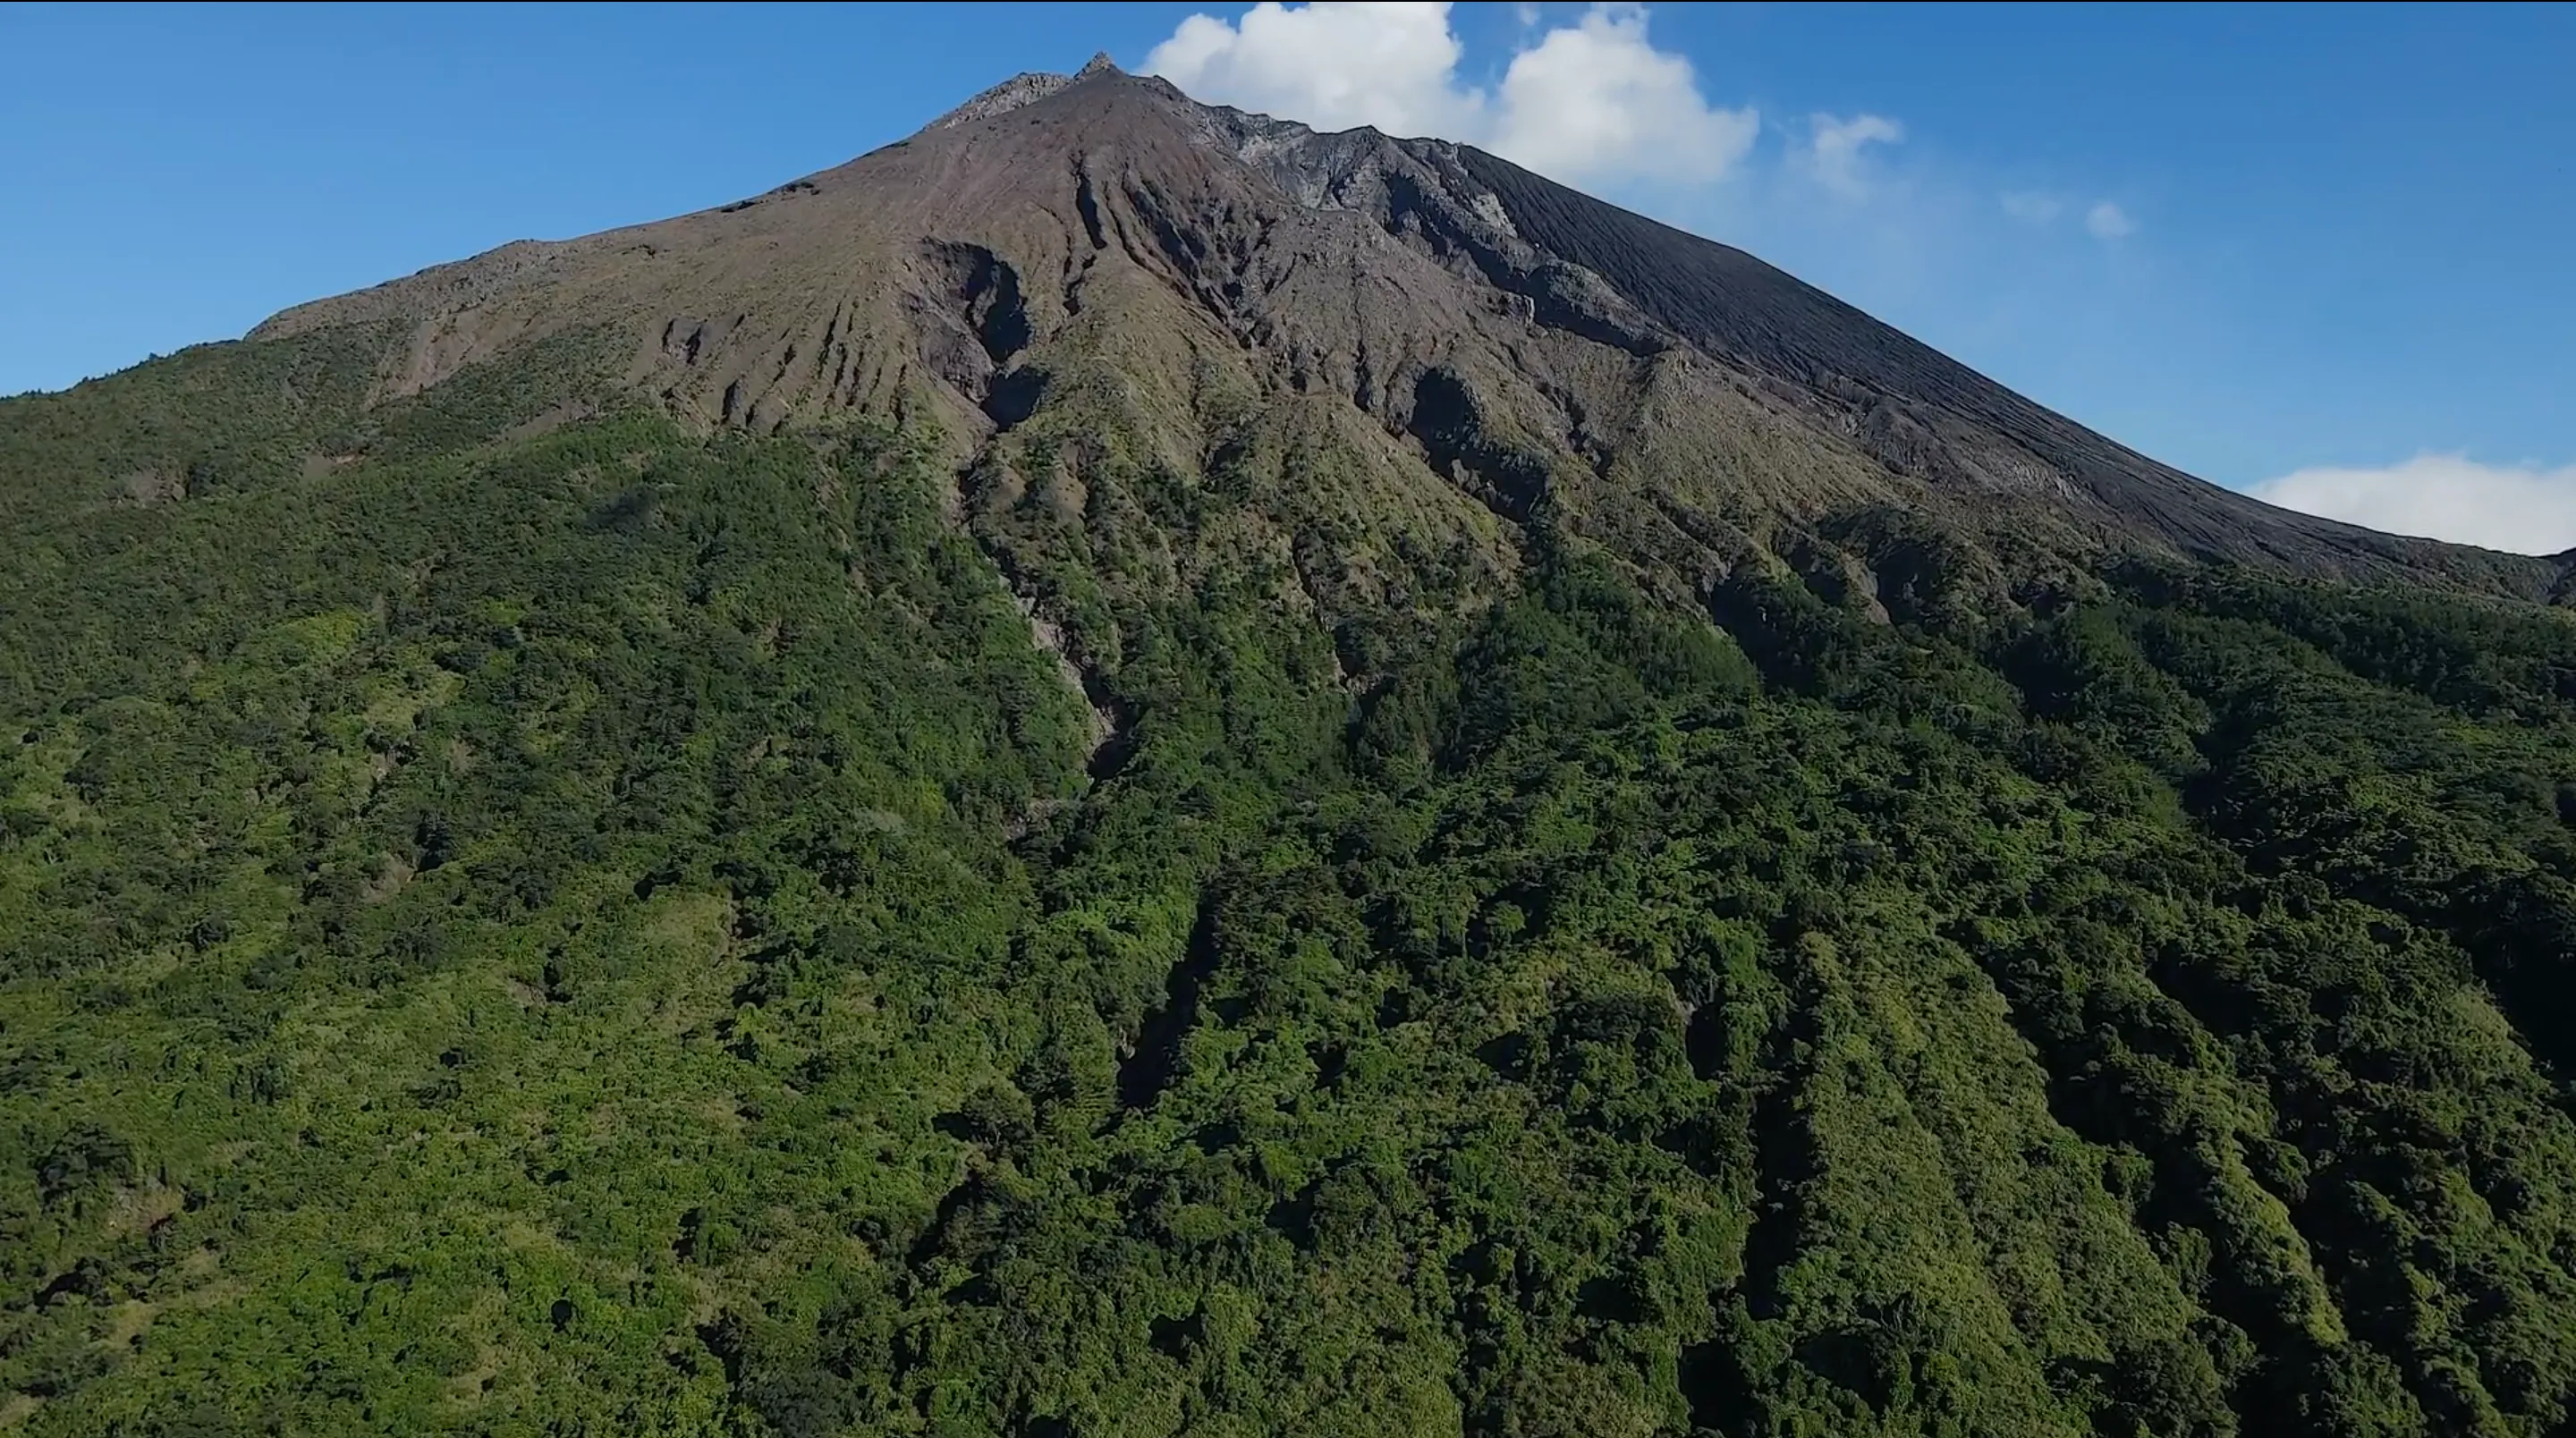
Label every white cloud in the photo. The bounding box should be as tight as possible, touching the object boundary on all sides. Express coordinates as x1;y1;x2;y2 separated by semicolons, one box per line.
2084;200;2137;239
1143;1;1758;186
1490;6;1758;184
2001;190;2063;223
1145;2;1475;139
2002;192;2137;241
1806;113;1904;199
2248;453;2576;555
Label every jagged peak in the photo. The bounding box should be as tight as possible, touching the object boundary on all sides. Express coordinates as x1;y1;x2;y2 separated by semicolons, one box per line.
929;50;1126;131
928;69;1074;130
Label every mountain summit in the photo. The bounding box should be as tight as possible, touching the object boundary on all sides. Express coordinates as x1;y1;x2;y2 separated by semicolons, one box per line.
7;55;2576;1438
248;62;2555;603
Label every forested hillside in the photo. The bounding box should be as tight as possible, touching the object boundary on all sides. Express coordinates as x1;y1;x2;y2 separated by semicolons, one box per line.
6;57;2576;1438
5;325;2576;1437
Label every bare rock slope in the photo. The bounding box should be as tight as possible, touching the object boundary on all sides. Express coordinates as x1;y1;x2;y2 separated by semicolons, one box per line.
250;59;2559;600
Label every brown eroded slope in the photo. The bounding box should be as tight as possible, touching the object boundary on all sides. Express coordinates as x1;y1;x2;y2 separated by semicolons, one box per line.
229;59;2564;605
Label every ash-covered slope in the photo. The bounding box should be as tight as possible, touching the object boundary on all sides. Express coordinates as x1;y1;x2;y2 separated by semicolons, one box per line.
244;60;2559;600
1439;149;2512;584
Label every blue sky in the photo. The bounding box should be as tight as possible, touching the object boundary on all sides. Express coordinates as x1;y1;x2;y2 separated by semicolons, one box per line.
4;2;2570;547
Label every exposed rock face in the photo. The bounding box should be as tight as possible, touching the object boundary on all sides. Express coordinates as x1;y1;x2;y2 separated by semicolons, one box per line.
243;59;2562;598
933;70;1079;130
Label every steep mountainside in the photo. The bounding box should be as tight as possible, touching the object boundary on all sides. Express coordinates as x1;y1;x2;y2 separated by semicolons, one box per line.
237;62;2558;601
5;55;2576;1438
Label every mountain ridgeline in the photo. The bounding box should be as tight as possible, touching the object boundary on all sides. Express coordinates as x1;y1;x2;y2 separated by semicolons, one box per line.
4;56;2576;1438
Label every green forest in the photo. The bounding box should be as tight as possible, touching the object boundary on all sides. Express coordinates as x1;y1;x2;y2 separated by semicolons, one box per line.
5;328;2576;1438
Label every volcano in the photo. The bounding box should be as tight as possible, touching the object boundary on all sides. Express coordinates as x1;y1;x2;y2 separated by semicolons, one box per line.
5;53;2576;1438
244;57;2561;601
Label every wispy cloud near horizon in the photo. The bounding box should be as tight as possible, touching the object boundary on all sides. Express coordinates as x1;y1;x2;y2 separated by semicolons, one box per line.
1805;113;1905;199
2084;200;2137;239
2250;453;2576;554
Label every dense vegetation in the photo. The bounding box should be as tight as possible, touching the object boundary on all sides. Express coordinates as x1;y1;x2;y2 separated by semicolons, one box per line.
4;332;2576;1438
